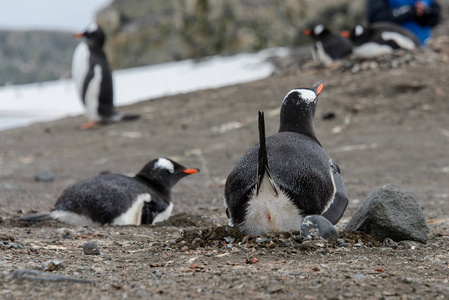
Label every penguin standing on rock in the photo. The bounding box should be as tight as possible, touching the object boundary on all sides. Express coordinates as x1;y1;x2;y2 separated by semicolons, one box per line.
72;23;139;130
20;158;199;226
224;82;348;236
303;24;353;66
341;22;421;58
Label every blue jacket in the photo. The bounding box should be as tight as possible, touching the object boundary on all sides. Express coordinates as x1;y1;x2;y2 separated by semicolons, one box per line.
366;0;441;45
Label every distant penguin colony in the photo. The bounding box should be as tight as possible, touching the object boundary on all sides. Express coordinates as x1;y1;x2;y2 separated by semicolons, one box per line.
20;158;199;226
303;24;353;66
341;22;421;58
71;23;139;129
224;82;349;236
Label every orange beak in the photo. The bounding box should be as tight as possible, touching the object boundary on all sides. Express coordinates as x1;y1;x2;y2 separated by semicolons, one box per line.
73;33;84;38
340;31;351;38
183;168;199;174
303;29;312;36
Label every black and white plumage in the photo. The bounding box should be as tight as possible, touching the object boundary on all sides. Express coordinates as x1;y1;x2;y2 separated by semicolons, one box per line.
303;24;353;66
72;23;139;129
20;158;199;226
224;82;348;236
341;22;420;58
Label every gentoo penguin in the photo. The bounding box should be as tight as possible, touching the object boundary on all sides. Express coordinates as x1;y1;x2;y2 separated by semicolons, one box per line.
224;82;348;236
303;24;353;66
72;23;139;130
20;158;199;226
341;22;420;58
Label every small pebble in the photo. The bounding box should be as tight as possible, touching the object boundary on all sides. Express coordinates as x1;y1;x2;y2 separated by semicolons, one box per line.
255;237;271;244
341;243;352;248
35;171;55;182
82;242;100;255
223;237;235;244
382;238;398;249
337;238;345;245
10;243;24;250
321;112;336;120
42;260;63;272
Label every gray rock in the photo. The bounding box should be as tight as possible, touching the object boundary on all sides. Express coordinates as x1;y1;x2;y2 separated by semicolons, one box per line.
255;237;272;244
13;269;92;284
223;237;235;244
382;238;398;249
82;242;100;255
300;215;339;239
34;171;54;182
346;184;429;243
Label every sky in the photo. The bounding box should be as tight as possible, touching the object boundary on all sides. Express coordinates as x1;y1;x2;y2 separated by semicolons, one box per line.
0;0;112;32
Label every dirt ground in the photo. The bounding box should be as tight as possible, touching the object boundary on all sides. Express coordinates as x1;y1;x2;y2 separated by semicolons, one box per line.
1;52;449;299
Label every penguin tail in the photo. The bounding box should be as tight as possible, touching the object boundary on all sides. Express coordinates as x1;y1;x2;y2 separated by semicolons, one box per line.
19;212;53;222
256;111;278;196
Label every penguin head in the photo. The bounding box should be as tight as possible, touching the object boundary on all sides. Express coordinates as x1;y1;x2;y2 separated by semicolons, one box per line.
74;23;106;49
303;24;331;40
136;158;200;188
341;25;365;42
278;81;324;137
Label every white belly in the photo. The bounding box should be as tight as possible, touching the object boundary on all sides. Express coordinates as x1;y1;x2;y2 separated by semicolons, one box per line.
112;193;151;225
352;43;393;58
240;177;303;236
71;42;90;98
50;210;101;227
84;65;102;121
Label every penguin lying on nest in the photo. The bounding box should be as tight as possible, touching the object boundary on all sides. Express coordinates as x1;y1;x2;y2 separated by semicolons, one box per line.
341;22;420;58
224;82;348;238
72;23;140;130
20;158;199;226
303;24;353;66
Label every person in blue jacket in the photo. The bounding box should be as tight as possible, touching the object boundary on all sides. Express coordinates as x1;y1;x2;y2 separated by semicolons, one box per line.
366;0;441;45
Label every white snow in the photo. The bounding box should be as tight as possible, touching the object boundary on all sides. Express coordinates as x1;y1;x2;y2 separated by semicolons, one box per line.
0;47;288;131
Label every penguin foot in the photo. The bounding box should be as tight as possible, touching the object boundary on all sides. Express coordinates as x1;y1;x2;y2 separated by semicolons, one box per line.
79;121;97;130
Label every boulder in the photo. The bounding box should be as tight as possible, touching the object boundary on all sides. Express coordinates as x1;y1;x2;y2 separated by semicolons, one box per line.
345;184;429;243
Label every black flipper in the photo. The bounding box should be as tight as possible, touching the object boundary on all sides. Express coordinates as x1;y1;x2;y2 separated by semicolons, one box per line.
256;111;278;196
322;161;349;224
20;212;52;222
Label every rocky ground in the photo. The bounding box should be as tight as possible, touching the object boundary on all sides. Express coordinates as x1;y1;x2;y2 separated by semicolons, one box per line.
1;46;449;299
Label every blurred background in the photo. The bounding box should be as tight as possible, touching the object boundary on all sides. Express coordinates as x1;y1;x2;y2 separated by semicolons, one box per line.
0;0;446;86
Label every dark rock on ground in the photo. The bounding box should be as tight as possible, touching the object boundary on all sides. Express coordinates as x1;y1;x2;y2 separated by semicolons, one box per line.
82;242;100;255
300;215;339;239
34;171;55;182
346;184;429;243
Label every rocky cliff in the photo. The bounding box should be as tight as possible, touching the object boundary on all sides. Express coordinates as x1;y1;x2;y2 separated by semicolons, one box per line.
96;0;366;69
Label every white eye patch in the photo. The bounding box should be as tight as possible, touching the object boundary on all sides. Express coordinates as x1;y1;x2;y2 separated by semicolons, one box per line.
314;24;324;36
86;23;98;33
155;158;174;173
355;25;364;37
283;89;316;104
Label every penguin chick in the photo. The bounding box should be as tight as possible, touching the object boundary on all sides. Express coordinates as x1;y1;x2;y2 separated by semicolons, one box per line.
20;158;199;226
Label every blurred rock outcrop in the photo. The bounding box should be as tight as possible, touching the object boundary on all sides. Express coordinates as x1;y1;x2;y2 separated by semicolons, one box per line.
96;0;366;69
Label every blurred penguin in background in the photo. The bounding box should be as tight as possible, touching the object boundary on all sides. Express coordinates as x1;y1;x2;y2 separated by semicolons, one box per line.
366;0;441;45
72;23;139;130
303;24;353;66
